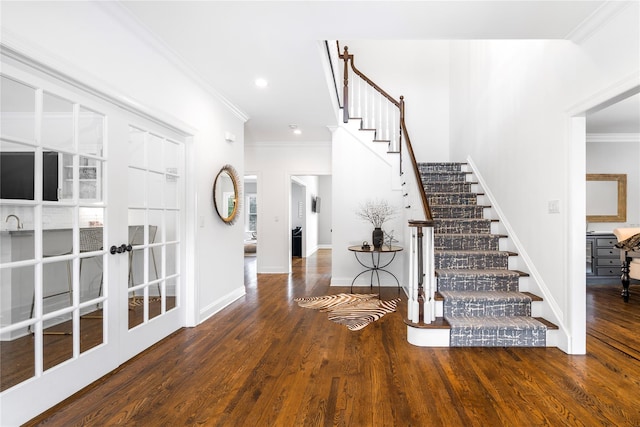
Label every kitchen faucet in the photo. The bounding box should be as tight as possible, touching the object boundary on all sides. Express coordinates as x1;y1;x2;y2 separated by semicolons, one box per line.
5;214;23;229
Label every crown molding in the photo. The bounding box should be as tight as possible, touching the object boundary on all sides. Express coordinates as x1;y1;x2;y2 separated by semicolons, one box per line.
245;140;331;149
566;1;635;44
96;2;249;123
0;39;196;138
586;133;640;143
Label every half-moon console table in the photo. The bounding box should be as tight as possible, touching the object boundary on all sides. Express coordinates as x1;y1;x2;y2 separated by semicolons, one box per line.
348;245;403;295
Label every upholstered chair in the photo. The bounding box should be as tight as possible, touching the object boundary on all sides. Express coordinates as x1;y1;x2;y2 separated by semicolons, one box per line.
613;227;640;302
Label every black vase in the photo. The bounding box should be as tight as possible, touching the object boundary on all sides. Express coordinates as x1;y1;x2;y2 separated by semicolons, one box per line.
372;227;384;249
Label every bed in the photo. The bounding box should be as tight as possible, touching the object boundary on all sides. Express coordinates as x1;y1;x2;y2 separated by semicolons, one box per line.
244;231;257;255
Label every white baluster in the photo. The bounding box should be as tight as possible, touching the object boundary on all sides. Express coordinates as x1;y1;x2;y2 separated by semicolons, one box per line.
384;101;389;143
350;75;356;118
407;232;415;322
411;230;419;323
357;77;362;119
394;103;397;145
424;226;435;323
422;227;431;324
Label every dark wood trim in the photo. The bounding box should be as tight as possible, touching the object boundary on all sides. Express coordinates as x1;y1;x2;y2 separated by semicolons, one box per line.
344;48;400;108
401;99;432;221
336;43;432;221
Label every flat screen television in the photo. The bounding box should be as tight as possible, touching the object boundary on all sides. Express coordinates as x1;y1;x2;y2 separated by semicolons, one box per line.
0;151;59;201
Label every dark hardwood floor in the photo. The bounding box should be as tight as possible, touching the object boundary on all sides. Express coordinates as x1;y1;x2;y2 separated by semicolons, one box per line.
24;249;640;426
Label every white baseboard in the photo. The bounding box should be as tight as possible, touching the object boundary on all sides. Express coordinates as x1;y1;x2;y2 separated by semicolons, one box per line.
199;287;246;323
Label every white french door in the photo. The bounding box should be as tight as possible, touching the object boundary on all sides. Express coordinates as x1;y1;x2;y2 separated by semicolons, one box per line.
116;123;185;360
0;56;187;425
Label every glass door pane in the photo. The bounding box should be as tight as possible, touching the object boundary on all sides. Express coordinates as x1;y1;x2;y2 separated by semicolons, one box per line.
126;126;182;330
0;75;107;392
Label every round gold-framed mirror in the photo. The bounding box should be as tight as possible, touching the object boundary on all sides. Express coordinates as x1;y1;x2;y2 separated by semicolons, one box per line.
213;165;240;224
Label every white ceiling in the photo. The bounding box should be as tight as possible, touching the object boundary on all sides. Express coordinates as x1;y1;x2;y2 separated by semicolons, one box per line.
118;1;636;143
586;93;640;134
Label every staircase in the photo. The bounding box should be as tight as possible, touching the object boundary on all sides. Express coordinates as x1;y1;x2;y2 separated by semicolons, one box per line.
420;162;555;347
329;42;557;347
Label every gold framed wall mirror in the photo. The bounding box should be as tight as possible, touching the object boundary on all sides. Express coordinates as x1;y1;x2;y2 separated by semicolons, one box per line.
586;173;627;223
213;164;240;224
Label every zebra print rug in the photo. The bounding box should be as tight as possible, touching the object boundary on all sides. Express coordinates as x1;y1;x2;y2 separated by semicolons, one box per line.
294;293;400;331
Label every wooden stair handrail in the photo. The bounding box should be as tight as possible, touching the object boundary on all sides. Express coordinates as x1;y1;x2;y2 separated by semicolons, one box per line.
401;97;433;221
340;46;400;110
338;44;432;221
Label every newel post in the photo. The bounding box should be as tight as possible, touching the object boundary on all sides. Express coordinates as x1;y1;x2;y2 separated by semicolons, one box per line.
340;46;352;123
399;95;405;172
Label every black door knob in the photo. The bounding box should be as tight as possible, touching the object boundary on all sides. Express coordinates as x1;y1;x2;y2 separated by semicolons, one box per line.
111;244;132;254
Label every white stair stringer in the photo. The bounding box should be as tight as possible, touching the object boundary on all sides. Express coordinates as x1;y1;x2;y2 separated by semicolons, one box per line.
407;326;450;347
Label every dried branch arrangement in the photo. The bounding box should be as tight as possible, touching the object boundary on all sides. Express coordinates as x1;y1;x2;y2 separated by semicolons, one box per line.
355;199;397;228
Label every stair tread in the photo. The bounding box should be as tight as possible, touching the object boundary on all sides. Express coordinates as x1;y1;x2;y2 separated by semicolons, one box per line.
534;317;559;329
435;249;517;256
419;162;468;165
521;291;543;301
428;193;477;196
431;204;491;208
435;233;506;237
425;178;478;181
435;219;498;223
439;290;535;302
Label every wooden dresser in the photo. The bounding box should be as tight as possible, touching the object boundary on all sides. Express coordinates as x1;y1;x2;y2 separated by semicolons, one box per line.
586;233;621;283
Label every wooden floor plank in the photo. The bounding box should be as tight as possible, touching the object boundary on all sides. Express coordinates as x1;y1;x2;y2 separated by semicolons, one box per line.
16;250;640;426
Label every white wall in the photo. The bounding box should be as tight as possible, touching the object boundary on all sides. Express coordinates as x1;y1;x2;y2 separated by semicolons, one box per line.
340;40;451;162
448;3;640;353
1;1;247;326
245;142;331;273
292;175;320;257
291;181;304;230
586;136;640;231
331;126;405;287
318;175;333;247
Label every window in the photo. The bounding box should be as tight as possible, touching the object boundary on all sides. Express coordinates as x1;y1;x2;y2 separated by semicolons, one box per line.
246;194;257;232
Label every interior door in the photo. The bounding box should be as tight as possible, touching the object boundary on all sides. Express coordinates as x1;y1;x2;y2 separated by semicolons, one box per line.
0;59;186;425
0;68;121;424
118;124;184;361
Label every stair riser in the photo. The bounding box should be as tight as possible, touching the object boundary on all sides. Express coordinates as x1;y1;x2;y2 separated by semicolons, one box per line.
419;163;464;173
428;194;477;206
424;182;471;193
437;275;520;292
435;235;500;251
435;220;491;234
435;253;509;270
444;301;531;317
420;172;467;183
449;327;546;347
431;206;485;219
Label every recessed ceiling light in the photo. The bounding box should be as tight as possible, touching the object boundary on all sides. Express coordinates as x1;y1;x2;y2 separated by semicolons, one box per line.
293;129;302;135
255;78;268;88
